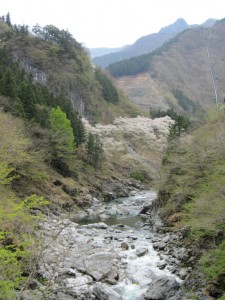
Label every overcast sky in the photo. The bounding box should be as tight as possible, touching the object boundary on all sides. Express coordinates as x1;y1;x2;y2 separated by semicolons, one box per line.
1;0;225;48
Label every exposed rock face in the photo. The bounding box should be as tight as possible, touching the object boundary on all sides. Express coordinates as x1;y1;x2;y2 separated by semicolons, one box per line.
12;55;47;84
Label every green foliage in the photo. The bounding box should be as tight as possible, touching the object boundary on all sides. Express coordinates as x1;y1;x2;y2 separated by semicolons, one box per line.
95;68;119;104
32;24;81;54
107;53;150;77
168;114;190;140
173;88;200;112
18;81;36;119
6;13;12;28
203;239;225;277
107;33;181;77
158;110;225;232
0;19;140;124
150;108;190;139
0;247;26;300
85;132;104;168
13;24;29;36
0;192;48;299
0;162;16;185
0;67;17;99
0;119;48;297
0;143;48;299
0;110;31;166
49;106;75;161
130;171;145;182
69;111;86;146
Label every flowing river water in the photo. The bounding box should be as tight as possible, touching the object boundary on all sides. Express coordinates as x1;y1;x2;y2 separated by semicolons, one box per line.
75;190;181;299
38;191;182;300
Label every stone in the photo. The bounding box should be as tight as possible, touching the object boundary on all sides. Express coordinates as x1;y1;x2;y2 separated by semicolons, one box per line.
64;276;93;288
157;260;167;269
121;242;129;250
178;268;188;279
163;235;170;243
131;266;154;286
139;204;152;214
106;267;119;285
152;241;166;250
84;222;108;229
93;282;122;300
86;252;115;280
143;275;180;300
136;247;149;257
63;276;93;298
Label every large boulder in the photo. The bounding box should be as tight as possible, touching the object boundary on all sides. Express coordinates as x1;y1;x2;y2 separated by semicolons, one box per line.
86;252;115;280
93;282;122;300
143;275;180;300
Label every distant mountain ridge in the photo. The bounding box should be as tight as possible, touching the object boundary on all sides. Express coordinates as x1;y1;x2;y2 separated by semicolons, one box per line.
114;18;225;114
91;18;217;67
88;45;129;59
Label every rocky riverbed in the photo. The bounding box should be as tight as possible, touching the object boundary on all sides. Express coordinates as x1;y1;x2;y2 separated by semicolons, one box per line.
20;191;202;300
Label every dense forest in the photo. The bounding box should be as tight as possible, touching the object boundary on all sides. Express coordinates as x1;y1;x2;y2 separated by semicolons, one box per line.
154;108;225;299
0;16;122;298
107;34;181;77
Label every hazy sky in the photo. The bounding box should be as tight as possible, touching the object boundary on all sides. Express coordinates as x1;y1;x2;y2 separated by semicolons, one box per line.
1;0;225;48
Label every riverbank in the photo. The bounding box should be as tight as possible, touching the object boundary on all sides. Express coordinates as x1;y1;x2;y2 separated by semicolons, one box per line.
19;190;212;299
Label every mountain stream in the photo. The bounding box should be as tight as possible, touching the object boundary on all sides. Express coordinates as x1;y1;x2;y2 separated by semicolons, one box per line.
37;191;182;299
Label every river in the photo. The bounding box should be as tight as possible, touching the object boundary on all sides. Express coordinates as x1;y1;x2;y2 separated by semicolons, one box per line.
36;190;182;299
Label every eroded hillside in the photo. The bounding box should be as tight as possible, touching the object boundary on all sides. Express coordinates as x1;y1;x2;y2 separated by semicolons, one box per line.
115;19;225;113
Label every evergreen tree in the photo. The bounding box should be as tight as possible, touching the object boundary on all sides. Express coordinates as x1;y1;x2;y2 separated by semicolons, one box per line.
86;132;104;168
6;13;12;27
18;81;36;119
0;67;17;99
69;111;86;146
95;68;119;103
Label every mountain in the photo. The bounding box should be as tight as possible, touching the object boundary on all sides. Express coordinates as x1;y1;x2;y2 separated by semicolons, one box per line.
0;21;142;124
92;18;217;68
88;45;129;59
113;18;225;114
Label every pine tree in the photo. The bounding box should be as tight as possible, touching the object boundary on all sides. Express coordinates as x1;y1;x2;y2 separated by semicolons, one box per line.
86;132;104;168
18;81;36;119
0;67;17;100
6;13;12;27
69;111;86;146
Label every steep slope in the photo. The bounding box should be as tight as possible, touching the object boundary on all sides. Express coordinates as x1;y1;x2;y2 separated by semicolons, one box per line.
0;20;142;124
0;18;173;298
93;18;216;68
114;19;225;113
153;108;225;298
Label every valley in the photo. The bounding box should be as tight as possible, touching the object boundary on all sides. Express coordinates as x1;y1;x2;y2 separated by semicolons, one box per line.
0;14;225;300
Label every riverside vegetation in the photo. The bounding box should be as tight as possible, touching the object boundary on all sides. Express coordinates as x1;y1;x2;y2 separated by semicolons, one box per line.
0;13;225;299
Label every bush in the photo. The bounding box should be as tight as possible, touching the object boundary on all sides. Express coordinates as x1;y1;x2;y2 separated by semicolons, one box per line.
130;171;145;182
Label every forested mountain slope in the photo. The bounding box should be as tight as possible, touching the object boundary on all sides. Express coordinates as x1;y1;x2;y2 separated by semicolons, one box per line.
0;19;142;124
93;18;190;68
0;16;170;298
93;18;216;68
153;108;225;298
113;19;225;113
